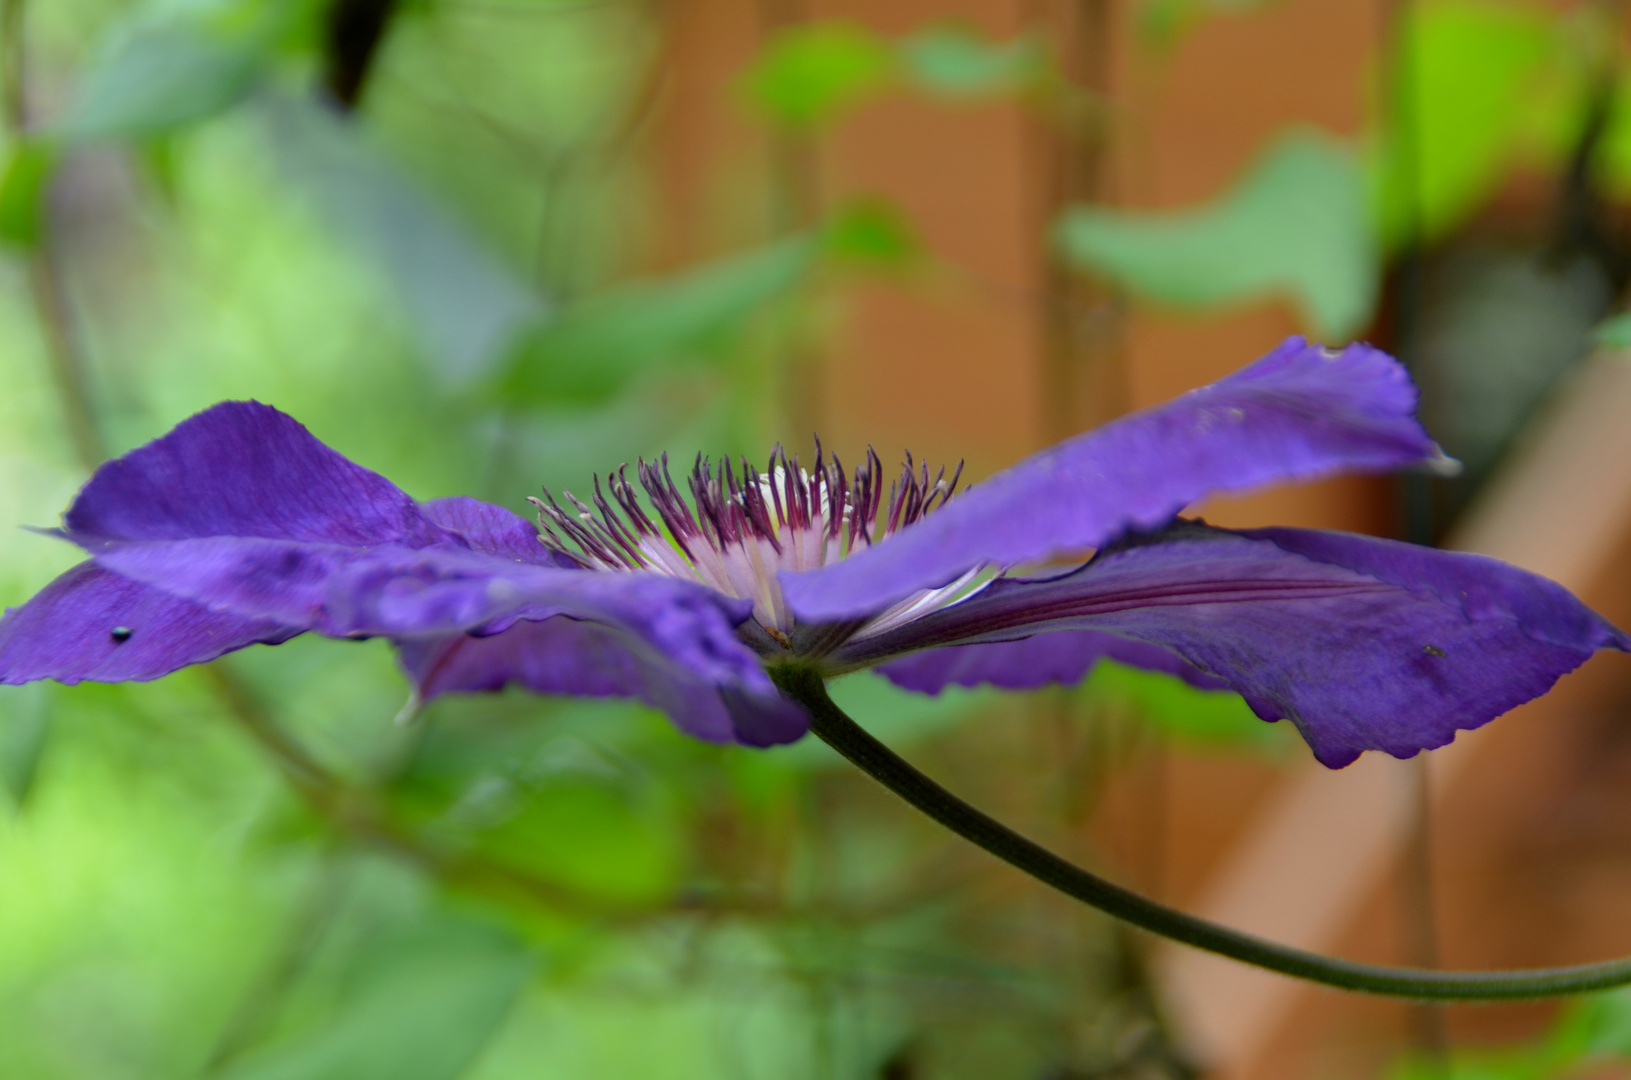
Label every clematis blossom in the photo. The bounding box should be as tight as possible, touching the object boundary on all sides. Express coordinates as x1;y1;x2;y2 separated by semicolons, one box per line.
2;337;1625;767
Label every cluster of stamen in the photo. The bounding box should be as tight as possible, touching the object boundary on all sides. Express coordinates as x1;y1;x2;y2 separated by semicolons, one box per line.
532;441;966;642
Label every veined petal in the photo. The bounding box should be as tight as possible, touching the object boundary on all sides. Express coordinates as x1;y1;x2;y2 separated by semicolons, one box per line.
0;562;297;685
90;536;779;708
64;401;449;548
399;618;807;746
840;524;1629;768
876;630;1228;695
782;338;1447;622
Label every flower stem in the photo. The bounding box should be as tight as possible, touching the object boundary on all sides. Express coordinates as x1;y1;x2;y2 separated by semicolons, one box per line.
771;665;1631;1000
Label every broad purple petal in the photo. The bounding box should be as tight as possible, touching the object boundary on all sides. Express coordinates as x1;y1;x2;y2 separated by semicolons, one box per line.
94;538;758;668
0;562;297;685
876;630;1228;695
89;536;787;740
64;401;448;548
782;338;1448;622
841;525;1629;768
418;496;572;566
399;618;807;746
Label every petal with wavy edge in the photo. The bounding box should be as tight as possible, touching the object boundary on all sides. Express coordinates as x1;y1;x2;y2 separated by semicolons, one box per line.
839;525;1629;768
782;338;1448;622
89;536;777;708
399;618;807;746
63;401;448;548
0;562;297;685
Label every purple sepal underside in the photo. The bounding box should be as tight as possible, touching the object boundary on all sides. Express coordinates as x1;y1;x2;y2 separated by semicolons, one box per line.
845;525;1628;768
0;562;297;685
90;539;772;695
399;617;807;746
781;338;1446;622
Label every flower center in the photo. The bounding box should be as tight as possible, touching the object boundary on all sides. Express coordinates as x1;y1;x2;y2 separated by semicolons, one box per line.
532;442;975;648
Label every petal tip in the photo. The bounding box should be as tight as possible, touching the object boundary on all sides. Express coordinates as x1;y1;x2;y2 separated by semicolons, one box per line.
1419;446;1462;478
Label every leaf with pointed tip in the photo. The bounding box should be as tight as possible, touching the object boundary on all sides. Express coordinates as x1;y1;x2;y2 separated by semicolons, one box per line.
900;24;1047;100
496;237;817;407
1055;129;1376;339
742;21;895;129
55;0;290;142
264;95;544;383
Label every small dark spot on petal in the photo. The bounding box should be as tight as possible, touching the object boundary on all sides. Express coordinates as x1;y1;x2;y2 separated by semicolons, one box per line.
110;626;133;643
1423;644;1446;658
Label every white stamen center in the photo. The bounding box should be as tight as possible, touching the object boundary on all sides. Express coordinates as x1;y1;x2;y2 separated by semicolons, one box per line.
532;443;973;648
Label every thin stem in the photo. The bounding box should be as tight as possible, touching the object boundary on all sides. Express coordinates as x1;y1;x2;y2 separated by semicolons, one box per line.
771;665;1631;1001
30;255;109;468
0;0;107;470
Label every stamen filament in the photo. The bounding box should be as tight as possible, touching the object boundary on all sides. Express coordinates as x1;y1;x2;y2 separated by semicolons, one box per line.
534;440;970;648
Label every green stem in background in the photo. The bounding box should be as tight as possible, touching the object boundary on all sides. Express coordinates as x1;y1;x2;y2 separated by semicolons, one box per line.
30;254;110;469
0;0;108;470
771;665;1631;1001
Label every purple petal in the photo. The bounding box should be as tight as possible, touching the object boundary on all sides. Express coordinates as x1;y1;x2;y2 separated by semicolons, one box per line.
399;618;807;746
782;338;1448;622
840;525;1629;768
89;537;784;732
877;630;1229;695
418;496;573;566
0;562;297;685
64;401;448;548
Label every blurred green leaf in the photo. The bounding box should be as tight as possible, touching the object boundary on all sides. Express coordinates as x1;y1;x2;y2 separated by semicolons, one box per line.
470;762;686;904
1082;660;1290;753
55;0;290;142
1386;1051;1554;1080
899;24;1047;100
0;683;51;806
1595;79;1631;199
220;914;531;1080
1569;985;1631;1058
0;139;57;249
497;237;817;407
822;196;922;271
1382;986;1631;1080
1594;311;1631;348
266;95;544;383
1370;0;1558;248
1056;128;1376;338
743;21;894;129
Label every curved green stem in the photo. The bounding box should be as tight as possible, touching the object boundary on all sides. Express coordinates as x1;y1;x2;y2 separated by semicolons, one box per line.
771;666;1631;1001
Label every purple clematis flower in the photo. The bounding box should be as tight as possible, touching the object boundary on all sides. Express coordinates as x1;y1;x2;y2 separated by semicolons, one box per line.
2;337;1625;767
